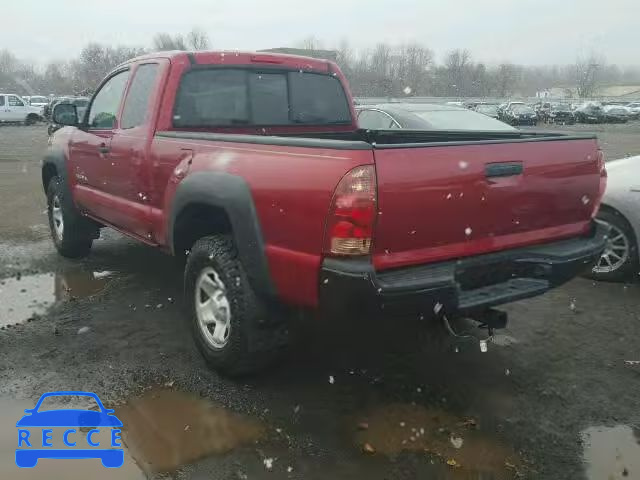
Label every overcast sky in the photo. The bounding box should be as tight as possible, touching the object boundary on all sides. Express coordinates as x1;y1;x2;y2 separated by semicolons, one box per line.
4;0;639;66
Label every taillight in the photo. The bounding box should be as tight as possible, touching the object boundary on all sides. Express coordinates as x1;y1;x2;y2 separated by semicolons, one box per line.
593;149;607;218
324;165;377;256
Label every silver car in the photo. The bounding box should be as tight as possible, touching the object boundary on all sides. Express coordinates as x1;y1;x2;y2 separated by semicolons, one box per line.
589;156;640;281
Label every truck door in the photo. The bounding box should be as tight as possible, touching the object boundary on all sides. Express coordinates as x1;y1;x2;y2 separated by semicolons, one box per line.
105;61;165;240
0;96;7;122
68;69;130;223
6;95;28;122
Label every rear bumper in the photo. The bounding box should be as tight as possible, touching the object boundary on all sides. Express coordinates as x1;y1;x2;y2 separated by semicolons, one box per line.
319;223;607;316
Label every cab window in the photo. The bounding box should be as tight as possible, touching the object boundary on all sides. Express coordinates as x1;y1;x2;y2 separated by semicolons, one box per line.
8;96;24;107
87;70;130;129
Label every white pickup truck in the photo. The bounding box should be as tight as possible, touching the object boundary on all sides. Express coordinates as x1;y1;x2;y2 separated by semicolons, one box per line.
0;94;42;125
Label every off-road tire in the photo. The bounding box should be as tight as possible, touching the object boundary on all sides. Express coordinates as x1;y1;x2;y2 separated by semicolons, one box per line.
185;235;287;376
46;176;94;258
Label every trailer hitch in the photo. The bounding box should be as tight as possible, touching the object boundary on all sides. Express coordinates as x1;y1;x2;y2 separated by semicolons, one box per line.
441;308;509;353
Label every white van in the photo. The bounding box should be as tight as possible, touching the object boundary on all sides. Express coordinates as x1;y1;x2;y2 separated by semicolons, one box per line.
0;94;42;124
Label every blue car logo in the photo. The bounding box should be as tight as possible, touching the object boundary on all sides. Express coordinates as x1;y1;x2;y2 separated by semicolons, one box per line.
15;391;123;468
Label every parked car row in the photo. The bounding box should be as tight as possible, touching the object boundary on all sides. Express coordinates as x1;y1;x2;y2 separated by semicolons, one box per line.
0;93;43;124
0;93;88;126
537;101;640;124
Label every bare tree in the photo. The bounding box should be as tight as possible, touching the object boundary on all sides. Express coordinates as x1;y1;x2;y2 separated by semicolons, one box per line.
153;29;211;52
298;36;322;51
69;43;146;93
494;63;519;97
153;33;187;51
392;44;433;95
443;49;472;96
186;29;211;50
575;52;604;98
335;39;353;72
1;38;636;99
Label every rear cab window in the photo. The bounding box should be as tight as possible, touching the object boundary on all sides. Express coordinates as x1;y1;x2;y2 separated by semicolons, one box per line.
172;69;352;128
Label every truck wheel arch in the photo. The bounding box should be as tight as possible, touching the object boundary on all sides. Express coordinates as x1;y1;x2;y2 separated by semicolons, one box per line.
42;147;67;193
170;171;276;299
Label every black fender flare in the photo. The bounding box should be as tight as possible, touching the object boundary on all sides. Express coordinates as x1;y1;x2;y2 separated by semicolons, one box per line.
169;171;276;298
41;146;68;193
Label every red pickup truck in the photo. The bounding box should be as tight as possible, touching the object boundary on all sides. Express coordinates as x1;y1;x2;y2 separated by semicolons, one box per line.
44;50;607;375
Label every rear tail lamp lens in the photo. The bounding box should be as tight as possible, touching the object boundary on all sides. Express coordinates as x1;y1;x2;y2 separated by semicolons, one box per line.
324;165;377;256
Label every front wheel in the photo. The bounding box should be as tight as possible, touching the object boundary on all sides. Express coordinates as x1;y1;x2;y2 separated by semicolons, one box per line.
587;209;638;282
184;235;287;376
25;114;39;126
47;177;95;258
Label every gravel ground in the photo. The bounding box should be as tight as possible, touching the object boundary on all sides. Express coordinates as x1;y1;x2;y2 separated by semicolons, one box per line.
0;124;639;480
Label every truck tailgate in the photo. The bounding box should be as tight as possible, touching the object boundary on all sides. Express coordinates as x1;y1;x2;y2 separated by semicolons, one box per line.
372;138;603;270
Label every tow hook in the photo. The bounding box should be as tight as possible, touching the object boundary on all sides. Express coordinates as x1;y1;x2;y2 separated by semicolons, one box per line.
441;308;509;353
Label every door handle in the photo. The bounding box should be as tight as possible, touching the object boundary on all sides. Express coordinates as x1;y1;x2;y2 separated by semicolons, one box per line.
485;162;523;178
98;145;110;154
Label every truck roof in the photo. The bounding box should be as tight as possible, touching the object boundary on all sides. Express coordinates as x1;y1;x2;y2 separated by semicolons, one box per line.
117;50;333;73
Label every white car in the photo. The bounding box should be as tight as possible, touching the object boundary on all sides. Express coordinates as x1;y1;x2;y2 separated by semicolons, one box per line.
0;94;42;125
625;102;640;119
589;156;640;281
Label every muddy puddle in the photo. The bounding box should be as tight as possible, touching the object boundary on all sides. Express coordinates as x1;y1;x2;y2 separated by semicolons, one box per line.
115;388;265;473
0;389;265;478
0;396;145;479
582;425;640;480
352;403;521;478
0;270;115;327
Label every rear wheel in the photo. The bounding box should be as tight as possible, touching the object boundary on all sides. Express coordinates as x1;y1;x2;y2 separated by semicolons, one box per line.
185;235;287;376
47;176;95;258
588;209;638;282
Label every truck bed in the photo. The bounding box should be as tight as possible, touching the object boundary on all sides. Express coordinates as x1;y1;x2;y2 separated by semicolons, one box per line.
157;128;603;271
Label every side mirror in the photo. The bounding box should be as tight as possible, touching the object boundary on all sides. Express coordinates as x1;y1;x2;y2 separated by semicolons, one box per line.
52;103;78;126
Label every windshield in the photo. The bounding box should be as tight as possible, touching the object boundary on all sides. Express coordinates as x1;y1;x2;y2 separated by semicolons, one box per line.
73;99;89;107
552;104;571;111
29;96;48;103
476;105;497;114
512;105;534;113
413;109;516;131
